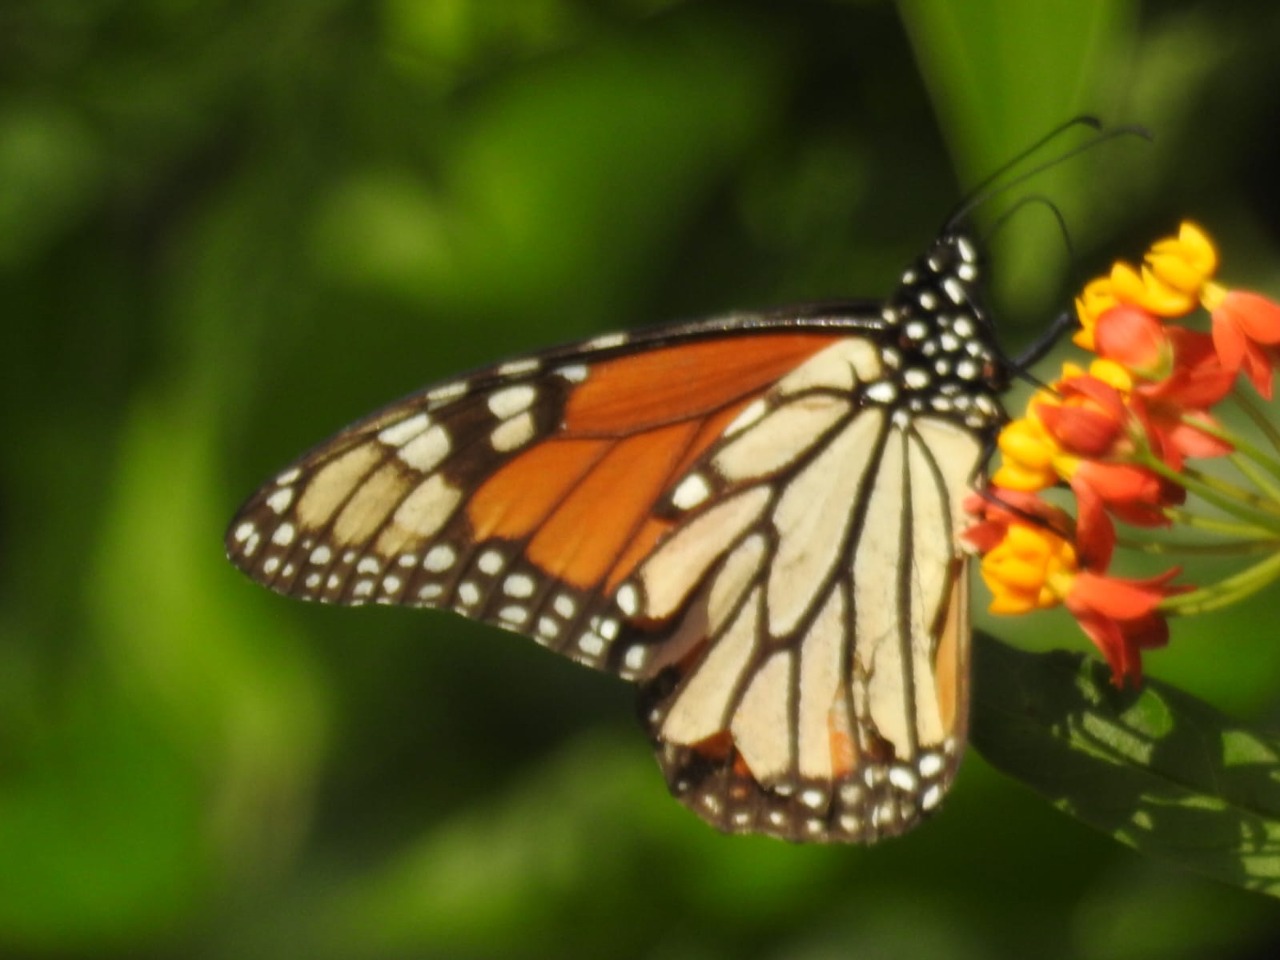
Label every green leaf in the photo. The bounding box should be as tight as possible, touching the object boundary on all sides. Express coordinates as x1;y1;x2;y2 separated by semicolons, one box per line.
897;0;1142;320
973;632;1280;897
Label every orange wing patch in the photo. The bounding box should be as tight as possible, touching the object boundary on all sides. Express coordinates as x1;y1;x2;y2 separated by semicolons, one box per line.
524;423;697;587
467;439;607;540
563;334;840;433
466;334;841;591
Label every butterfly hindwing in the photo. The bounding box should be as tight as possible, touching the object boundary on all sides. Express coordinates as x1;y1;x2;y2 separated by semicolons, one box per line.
594;336;989;841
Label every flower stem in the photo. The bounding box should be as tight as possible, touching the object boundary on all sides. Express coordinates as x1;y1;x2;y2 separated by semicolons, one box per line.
1161;550;1280;615
1161;508;1274;538
1232;386;1280;459
1141;454;1280;534
1231;450;1280;505
1117;533;1280;556
1187;409;1280;495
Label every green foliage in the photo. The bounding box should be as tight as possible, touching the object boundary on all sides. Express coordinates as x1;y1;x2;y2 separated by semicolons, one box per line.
5;1;1280;957
975;634;1280;896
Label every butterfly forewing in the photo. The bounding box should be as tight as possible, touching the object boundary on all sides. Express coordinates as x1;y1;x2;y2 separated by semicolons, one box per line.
227;323;852;664
226;230;1007;843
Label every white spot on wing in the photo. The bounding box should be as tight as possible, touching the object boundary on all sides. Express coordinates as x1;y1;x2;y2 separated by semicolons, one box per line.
378;413;431;446
889;766;918;792
671;473;711;511
490;411;537;452
904;368;930;389
424;544;456;572
503;573;535;597
556;364;588;383
919;752;944;778
266;488;294;514
615;583;638;616
428;381;467;404
498;605;528;624
487;384;536;420
865;381;897;404
398;424;451;472
498;357;540;376
587;332;627;350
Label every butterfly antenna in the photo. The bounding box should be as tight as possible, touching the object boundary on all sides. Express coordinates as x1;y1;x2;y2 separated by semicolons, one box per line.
982;193;1081;379
982;193;1075;261
945;120;1151;230
1010;308;1076;379
945;115;1100;222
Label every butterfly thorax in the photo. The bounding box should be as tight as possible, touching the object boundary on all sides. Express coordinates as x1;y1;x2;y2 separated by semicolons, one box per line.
871;232;1006;435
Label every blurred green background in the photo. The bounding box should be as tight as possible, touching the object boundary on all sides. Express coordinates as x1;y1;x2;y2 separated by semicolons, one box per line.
6;0;1280;957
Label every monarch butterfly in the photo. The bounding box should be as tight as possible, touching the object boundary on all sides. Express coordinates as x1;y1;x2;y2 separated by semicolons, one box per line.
225;125;1103;843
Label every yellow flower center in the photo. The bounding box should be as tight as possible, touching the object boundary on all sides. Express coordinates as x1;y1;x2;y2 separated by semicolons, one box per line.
980;523;1078;614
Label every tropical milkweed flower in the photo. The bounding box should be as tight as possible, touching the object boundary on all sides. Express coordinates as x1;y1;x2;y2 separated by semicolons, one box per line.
970;222;1280;686
964;490;1189;687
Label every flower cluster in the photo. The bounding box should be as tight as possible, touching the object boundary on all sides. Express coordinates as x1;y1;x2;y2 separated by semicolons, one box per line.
967;223;1280;686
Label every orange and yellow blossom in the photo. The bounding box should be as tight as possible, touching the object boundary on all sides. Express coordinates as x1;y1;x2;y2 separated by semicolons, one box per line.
969;222;1280;687
1080;221;1280;396
963;492;1186;687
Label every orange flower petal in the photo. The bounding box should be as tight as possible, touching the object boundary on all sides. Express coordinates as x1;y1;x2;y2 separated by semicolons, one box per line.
1221;291;1280;344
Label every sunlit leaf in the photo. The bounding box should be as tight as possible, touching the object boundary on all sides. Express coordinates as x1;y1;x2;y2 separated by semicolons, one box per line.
975;632;1280;897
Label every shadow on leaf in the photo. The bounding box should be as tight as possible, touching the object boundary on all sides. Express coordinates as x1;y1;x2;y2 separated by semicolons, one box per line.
972;632;1280;897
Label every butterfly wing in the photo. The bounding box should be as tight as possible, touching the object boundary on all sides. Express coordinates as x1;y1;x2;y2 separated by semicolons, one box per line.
625;394;985;841
225;312;862;669
227;231;1007;843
